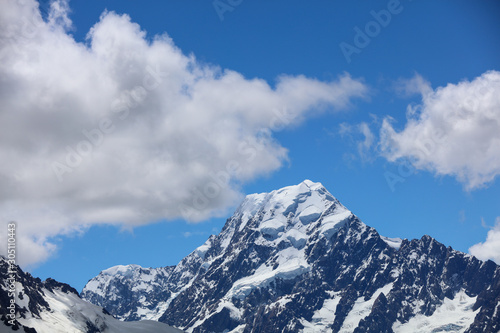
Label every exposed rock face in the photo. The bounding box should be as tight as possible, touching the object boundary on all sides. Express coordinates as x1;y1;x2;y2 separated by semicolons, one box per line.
82;180;500;332
0;257;183;333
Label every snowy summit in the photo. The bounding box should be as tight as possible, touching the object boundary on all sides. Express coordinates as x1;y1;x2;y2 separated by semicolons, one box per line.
81;180;500;332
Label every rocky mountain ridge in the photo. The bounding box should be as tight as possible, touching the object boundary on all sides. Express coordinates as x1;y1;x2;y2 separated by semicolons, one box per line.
82;180;500;332
0;256;183;333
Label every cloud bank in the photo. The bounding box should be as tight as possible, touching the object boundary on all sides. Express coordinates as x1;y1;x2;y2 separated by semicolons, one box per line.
0;0;367;266
469;217;500;265
380;71;500;190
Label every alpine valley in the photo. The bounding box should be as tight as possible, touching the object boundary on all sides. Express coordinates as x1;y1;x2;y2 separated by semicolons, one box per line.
2;180;500;332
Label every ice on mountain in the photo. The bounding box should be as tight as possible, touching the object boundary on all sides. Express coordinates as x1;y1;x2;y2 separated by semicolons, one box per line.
318;208;352;239
101;264;142;276
227;247;310;299
194;236;214;259
259;218;285;237
381;236;403;250
302;292;342;333
392;289;479;333
298;205;323;224
339;283;394;332
286;229;307;248
236;192;268;231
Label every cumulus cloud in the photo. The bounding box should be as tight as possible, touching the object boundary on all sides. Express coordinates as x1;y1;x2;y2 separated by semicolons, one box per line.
380;71;500;190
469;217;500;265
0;0;367;266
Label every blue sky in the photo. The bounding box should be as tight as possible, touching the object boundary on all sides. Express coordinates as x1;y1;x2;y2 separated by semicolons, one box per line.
1;0;499;292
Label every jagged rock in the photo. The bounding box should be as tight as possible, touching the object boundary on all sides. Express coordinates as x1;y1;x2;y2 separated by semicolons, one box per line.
82;180;500;332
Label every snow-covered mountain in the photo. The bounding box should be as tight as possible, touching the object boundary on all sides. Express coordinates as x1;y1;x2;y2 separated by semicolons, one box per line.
0;257;183;333
82;180;500;332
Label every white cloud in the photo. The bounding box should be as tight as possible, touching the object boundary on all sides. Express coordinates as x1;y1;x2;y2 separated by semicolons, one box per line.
47;0;72;30
0;0;368;267
380;71;500;190
357;122;374;159
338;122;353;137
469;217;500;265
394;73;432;98
338;119;376;162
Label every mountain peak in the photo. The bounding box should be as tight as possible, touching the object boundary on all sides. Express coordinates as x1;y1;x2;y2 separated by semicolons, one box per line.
101;264;143;276
80;180;500;333
227;180;352;254
235;180;340;225
300;178;324;189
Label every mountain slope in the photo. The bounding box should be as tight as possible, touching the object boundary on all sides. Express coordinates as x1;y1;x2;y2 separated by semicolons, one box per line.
82;180;500;332
0;257;183;333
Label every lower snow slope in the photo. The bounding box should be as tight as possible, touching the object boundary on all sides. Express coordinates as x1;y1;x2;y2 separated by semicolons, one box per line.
0;257;183;333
